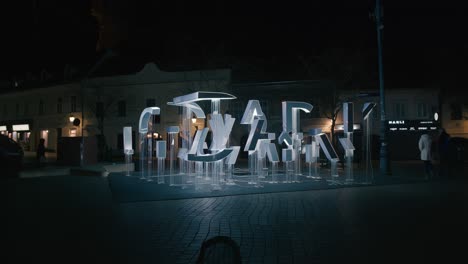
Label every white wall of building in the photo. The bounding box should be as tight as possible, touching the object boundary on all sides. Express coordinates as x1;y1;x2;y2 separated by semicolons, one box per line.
0;63;231;158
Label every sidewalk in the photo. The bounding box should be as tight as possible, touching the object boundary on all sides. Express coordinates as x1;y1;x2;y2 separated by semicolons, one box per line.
6;159;467;264
18;158;439;181
20;151;134;178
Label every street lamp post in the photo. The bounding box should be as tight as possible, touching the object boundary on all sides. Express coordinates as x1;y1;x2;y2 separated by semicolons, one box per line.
375;0;390;178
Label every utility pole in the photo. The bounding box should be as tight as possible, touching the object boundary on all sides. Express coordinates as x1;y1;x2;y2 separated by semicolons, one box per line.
375;0;390;178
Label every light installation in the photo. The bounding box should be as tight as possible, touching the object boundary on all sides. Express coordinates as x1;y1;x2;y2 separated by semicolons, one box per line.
130;91;371;190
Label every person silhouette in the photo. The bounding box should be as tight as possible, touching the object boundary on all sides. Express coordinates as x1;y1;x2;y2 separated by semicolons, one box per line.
418;133;433;180
437;128;450;179
36;138;46;167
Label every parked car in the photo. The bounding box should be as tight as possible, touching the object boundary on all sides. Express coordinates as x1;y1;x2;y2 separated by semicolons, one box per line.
0;135;24;178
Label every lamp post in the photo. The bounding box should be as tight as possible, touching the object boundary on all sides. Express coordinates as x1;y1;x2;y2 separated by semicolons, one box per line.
375;0;390;178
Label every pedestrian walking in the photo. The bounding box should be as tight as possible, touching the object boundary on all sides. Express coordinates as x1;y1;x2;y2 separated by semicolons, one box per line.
36;138;46;168
437;128;450;179
419;133;433;180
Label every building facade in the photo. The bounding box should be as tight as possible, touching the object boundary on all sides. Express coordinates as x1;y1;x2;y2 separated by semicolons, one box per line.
0;63;231;163
1;66;453;163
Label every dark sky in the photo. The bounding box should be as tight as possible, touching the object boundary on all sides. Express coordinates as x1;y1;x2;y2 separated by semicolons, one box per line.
1;0;466;88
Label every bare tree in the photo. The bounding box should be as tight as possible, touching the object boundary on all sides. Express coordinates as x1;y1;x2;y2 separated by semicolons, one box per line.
321;87;345;143
298;47;371;143
86;87;120;161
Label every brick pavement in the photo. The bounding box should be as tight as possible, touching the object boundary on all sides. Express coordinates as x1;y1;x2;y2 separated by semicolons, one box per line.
5;162;467;264
112;180;468;264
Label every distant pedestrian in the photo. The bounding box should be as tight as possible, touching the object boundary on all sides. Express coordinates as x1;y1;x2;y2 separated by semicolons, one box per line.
36;138;46;167
437;128;450;178
419;133;433;180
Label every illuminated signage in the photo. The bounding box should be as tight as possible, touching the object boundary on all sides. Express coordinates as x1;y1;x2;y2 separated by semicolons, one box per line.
388;120;405;125
12;124;29;131
0;125;6;131
388;120;439;132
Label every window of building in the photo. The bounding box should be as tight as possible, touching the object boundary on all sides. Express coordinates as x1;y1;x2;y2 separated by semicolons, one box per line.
24;102;28;116
41;130;49;147
57;98;63;113
118;100;126;117
394;103;406;119
450;103;462;120
117;133;123;150
39;100;44;115
69;128;77;137
417;103;427;118
71;96;77;112
96;102;104;118
146;98;156;107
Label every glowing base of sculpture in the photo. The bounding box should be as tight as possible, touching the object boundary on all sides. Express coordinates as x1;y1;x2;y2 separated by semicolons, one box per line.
268;162;279;183
125;154;133;176
126;161;389;193
345;156;354;184
305;162;322;180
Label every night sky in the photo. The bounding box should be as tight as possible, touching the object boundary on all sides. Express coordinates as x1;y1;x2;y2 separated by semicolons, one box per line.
0;0;466;90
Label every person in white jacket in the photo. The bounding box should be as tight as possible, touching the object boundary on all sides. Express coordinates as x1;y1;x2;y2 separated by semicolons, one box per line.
418;133;433;180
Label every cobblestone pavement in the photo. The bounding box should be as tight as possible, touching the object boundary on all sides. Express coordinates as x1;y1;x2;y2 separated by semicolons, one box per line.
112;180;468;264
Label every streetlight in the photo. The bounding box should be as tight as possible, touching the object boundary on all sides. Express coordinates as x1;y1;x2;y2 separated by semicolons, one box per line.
375;0;391;178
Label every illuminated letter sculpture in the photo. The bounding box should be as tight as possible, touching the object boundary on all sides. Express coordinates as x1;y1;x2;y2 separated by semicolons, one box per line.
339;137;355;183
123;126;133;176
241;100;278;185
138;107;160;180
168;92;239;190
167;126;179;185
278;101;313;182
306;128;323;179
156;140;166;184
315;132;340;180
342;102;354;183
362;102;376;183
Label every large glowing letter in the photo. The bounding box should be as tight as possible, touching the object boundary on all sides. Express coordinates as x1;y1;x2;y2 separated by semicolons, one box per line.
241;100;278;161
241;100;267;131
244;119;269;151
168;92;239;163
278;101;313;147
189;128;209;156
138;107;160;133
209;113;235;151
343;102;354;134
123;126;133;155
362;102;376;120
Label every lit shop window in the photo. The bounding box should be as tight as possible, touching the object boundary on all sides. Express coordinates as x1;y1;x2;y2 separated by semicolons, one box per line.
41;130;49;147
69;128;77;137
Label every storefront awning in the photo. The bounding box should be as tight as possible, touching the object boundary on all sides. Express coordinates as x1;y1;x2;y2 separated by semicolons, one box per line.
12;124;30;131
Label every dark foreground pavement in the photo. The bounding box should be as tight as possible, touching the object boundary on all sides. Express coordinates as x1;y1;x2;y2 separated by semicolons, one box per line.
4;173;468;263
4;176;112;264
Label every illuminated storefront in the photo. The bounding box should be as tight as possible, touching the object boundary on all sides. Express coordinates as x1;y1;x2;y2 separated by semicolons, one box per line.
387;119;441;160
